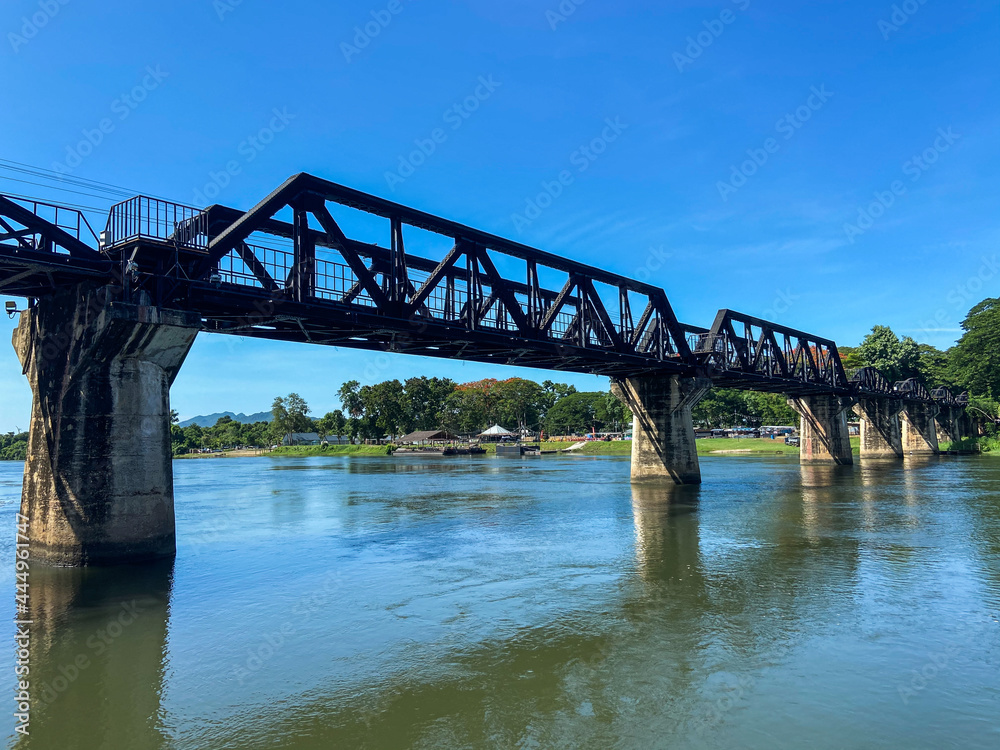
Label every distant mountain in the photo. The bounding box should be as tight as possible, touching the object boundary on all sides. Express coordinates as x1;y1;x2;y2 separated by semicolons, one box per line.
178;411;273;428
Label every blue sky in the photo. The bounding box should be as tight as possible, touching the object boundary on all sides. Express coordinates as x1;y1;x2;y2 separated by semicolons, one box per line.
1;0;998;430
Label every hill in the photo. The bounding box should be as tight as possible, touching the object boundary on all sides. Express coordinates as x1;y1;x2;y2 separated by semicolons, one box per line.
178;411;273;428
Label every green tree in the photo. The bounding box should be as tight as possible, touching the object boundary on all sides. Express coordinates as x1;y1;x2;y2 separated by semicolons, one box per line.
271;393;312;443
494;378;545;433
916;343;956;389
544;392;604;434
595;392;631;432
403;376;455;431
857;325;921;384
838;346;864;371
317;410;347;439
951;297;1000;398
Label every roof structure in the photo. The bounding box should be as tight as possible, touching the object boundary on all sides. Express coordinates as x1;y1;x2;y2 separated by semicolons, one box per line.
398;429;457;444
479;424;514;436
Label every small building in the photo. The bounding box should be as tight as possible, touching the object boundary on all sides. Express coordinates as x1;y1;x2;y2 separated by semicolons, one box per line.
282;432;321;446
478;424;515;442
398;429;458;445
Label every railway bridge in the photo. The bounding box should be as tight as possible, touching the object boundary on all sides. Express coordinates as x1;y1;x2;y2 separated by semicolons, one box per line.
0;173;974;565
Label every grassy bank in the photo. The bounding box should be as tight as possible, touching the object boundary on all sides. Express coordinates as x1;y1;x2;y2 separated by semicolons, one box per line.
268;445;394;457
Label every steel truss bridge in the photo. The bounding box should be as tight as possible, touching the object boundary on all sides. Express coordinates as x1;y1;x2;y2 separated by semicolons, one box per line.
0;173;967;406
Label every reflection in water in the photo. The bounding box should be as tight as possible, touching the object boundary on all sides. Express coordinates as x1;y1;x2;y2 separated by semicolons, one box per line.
1;455;998;749
19;562;173;750
630;483;700;581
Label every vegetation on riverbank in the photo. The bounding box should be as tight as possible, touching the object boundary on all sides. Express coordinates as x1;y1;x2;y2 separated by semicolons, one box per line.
0;432;27;461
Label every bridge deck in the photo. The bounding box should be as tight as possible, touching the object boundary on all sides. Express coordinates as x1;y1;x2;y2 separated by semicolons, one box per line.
0;177;964;404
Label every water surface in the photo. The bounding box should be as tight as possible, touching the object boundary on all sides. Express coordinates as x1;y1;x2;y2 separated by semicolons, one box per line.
1;454;998;748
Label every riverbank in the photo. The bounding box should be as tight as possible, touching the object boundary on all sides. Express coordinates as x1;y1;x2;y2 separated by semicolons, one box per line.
169;435;1000;460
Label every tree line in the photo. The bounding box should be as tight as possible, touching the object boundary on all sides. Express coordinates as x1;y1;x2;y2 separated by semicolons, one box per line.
169;377;633;454
839;297;1000;422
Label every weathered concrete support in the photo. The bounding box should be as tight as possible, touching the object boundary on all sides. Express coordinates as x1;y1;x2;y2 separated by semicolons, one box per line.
935;406;962;445
853;397;903;459
900;402;940;456
14;285;198;565
613;376;713;484
788;395;855;465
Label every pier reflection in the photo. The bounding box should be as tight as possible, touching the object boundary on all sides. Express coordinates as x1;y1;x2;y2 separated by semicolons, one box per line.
19;562;173;750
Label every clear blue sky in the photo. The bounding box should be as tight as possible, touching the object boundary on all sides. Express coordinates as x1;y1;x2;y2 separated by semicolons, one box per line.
1;0;998;430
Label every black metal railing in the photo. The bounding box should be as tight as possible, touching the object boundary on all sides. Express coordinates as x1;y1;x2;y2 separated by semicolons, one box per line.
104;196;208;250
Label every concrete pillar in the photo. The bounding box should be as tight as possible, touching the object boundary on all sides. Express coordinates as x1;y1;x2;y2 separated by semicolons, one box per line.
900;402;940;456
13;285;198;565
853;397;903;459
788;395;854;465
613;375;712;484
935;406;962;445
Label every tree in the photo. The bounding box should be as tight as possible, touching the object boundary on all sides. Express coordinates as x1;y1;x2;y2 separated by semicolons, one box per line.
493;378;545;433
317;410;347;439
271;393;312;443
951;297;1000;399
838;346;864;371
916;343;956;389
403;376;455;431
544;392;604;434
595;392;631;432
358;380;406;438
857;325;921;383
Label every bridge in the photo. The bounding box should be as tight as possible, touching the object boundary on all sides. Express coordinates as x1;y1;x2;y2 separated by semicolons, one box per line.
0;173;975;565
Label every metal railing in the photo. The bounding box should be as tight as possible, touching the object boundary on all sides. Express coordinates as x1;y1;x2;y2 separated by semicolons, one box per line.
104;196;208;250
0;195;99;248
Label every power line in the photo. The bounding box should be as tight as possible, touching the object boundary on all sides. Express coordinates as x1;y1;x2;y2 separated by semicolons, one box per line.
0;175;121;203
0;191;109;215
0;157;178;203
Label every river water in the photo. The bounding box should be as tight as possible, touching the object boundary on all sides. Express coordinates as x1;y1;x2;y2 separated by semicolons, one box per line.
0;454;998;749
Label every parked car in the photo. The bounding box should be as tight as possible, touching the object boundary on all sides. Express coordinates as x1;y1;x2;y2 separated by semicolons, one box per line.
784;436;801;447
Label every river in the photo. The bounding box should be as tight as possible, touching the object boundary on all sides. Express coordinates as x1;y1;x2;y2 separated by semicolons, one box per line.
0;454;998;749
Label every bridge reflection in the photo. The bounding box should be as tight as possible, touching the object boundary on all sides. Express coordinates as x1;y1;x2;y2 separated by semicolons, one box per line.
19;563;173;749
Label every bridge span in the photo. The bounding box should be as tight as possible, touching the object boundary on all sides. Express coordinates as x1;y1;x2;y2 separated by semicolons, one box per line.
0;174;975;565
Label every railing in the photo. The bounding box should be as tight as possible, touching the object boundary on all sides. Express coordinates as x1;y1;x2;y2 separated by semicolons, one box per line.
104;196;208;251
0;195;99;248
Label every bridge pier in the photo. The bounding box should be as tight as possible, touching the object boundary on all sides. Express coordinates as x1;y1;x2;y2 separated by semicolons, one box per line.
935;406;962;446
613;375;712;484
788;395;855;465
853;397;903;459
900;403;940;456
13;286;198;566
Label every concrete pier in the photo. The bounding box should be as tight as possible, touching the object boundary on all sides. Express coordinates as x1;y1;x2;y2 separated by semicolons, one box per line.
788;395;855;465
13;286;198;565
934;406;962;446
900;403;940;456
853;397;903;459
613;376;712;484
